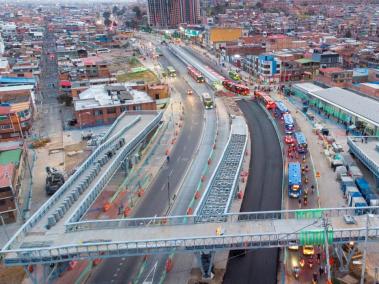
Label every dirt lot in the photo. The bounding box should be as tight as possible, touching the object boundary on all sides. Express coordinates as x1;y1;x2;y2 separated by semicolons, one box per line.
64;141;91;174
116;70;158;83
0;265;25;284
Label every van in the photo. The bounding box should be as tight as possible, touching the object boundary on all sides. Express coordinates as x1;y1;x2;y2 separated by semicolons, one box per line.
96;48;110;54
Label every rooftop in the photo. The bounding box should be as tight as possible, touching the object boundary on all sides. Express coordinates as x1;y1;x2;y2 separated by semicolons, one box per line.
74;83;154;111
295;58;315;64
0;85;34;93
0;149;22;166
319;67;346;73
0;164;15;188
360;83;379;90
300;85;379;126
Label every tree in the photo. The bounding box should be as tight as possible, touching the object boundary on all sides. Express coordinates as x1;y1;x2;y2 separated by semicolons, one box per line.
112;6;119;16
345;29;352;38
57;94;73;106
132;6;142;19
254;1;263;9
104;18;112;27
103;11;111;20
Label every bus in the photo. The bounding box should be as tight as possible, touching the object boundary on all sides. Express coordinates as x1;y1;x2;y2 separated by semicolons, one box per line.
222;80;250;96
229;70;241;81
202;92;214;109
288;162;302;198
275;101;289;118
167;66;176;77
187;66;205;83
283;113;295;134
294;132;308;154
255;91;276;110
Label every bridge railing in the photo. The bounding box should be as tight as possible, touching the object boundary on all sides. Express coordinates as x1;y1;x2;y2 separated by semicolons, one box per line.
4;224;379;266
65;206;379;232
347;136;379;177
2;112;161;251
66;111;163;225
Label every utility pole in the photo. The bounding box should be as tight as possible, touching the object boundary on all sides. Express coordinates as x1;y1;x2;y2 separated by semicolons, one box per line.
167;175;170;211
361;213;369;284
323;216;332;282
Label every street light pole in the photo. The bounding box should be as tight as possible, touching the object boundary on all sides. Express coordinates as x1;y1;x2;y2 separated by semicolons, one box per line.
360;213;369;284
167;175;170;211
323;216;332;283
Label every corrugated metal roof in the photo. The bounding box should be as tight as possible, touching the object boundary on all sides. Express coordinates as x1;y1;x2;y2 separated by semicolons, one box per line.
0;77;35;84
0;149;22;165
312;87;379;126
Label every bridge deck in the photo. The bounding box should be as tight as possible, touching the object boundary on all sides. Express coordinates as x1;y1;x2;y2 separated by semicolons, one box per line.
33;114;158;233
4;113;161;252
348;136;379;178
170;45;220;83
3;213;379;266
15;214;379;250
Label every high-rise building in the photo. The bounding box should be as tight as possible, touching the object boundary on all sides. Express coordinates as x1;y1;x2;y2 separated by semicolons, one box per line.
147;0;200;28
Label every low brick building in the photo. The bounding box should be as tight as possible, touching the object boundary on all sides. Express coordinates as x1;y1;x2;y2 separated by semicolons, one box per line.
74;84;156;128
316;67;353;88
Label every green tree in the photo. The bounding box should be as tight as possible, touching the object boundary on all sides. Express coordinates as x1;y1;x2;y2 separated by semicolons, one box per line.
103;11;111;19
133;6;142;19
112;6;119;16
104;18;112;27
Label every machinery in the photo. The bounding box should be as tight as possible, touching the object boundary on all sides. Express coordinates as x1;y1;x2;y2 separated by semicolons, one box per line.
45;167;65;195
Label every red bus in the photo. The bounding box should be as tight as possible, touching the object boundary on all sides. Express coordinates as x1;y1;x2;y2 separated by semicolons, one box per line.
222;80;250;96
187;66;205;83
254;91;276;110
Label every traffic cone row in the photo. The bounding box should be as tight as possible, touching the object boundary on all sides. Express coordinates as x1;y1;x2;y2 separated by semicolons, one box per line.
165;257;173;272
194;191;201;200
103;202;111;212
124;207;132;217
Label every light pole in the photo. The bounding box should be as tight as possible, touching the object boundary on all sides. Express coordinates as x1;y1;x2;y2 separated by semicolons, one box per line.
361;213;369;284
323;216;332;283
167;175;170;211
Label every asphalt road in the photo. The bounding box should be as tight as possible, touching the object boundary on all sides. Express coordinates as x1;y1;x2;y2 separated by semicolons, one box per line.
87;50;204;284
223;100;283;284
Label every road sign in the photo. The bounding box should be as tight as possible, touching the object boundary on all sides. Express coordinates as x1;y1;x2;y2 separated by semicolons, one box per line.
299;229;333;245
295;209;324;219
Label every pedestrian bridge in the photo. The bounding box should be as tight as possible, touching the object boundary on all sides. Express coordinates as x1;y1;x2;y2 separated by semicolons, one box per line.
3;207;379;266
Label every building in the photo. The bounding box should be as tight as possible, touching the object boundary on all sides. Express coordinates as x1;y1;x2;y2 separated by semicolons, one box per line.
147;0;200;28
316;67;353;88
286;83;379;136
74;84;156;128
0;85;34;140
242;54;280;83
312;50;340;68
0;146;25;224
207;27;243;49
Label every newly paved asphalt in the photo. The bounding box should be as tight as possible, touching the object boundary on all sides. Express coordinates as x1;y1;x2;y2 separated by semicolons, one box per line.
87;51;204;284
223;100;283;284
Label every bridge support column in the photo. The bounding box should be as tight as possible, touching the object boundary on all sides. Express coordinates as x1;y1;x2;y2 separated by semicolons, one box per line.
196;251;215;280
122;158;129;176
334;244;357;272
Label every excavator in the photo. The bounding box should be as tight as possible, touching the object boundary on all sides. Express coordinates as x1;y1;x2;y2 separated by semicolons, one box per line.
45;167;65;195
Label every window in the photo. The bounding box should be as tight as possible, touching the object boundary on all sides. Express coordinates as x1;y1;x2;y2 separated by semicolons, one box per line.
0;124;12;129
155;94;160;100
94;110;103;116
107;108;116;114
